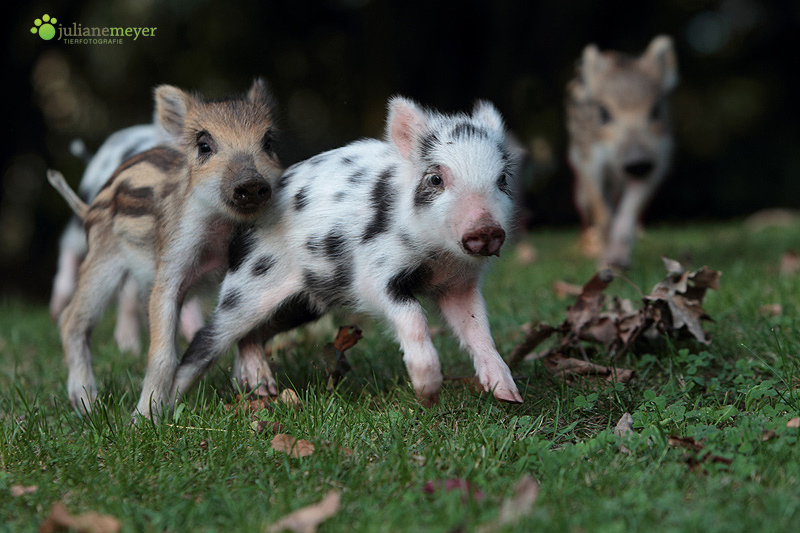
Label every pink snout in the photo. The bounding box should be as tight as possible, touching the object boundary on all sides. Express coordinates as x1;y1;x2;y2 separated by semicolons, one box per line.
462;225;506;256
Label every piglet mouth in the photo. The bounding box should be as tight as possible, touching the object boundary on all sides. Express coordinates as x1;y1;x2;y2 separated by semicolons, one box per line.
461;226;506;257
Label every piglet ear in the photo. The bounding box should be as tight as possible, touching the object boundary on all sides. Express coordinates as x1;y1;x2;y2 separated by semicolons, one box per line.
643;35;678;93
472;100;505;133
247;77;274;107
155;85;192;138
578;43;609;96
386;96;428;160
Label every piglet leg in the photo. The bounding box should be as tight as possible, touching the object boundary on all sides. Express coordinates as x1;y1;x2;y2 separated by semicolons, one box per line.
232;330;278;397
438;284;522;403
388;304;442;406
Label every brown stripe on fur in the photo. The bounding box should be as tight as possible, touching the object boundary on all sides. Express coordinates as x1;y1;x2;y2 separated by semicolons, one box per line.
100;146;184;194
113;181;155;217
161;180;181;198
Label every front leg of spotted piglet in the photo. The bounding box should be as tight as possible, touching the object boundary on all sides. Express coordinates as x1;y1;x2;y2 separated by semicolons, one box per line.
389;303;443;406
438;283;522;403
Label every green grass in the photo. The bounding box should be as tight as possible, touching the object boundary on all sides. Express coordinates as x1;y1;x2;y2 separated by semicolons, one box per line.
2;220;800;532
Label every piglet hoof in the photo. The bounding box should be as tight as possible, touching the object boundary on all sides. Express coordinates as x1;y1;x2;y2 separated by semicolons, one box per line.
492;386;523;404
246;380;279;398
418;391;440;408
114;326;141;356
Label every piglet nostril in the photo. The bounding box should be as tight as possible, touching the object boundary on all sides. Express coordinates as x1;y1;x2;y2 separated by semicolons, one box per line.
232;178;271;209
624;160;654;178
462;226;506;257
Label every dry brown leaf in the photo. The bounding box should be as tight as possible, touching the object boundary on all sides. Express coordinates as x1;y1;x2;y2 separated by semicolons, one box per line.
645;259;720;344
552;279;583;299
614;413;634;438
332;325;362;352
225;394;275;415
423;478;485;503
787;417;800;428
477;475;539;533
39;501;121;533
322;326;359;391
279;389;302;408
265;490;341;533
668;436;705;452
11;485;37;497
272;434;315;458
509;258;720;385
543;353;634;385
506;323;557;369
759;303;783;317
614;413;634;453
566;270;614;335
780;251;800;276
443;375;484;393
252;420;285;435
515;241;538;265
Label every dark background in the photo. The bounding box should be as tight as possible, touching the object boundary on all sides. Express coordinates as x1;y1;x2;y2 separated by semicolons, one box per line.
2;0;798;302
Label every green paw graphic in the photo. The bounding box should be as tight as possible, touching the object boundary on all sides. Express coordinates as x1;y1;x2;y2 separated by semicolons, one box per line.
31;14;57;40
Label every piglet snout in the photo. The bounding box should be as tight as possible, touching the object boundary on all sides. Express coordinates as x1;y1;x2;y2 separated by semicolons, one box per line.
462;225;505;256
231;175;271;212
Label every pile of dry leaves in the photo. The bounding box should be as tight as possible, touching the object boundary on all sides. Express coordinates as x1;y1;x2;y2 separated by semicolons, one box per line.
506;257;721;386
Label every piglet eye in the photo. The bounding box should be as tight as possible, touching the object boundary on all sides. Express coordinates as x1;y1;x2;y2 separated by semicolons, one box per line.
598;104;612;125
426;173;443;187
196;132;216;159
262;132;274;153
649;100;665;121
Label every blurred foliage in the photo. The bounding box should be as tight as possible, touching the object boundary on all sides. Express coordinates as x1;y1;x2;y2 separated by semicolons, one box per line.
2;0;799;300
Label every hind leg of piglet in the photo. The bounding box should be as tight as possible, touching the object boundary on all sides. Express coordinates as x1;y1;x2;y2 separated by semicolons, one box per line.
437;285;522;403
61;255;128;414
232;330;278;397
179;296;205;342
113;276;142;355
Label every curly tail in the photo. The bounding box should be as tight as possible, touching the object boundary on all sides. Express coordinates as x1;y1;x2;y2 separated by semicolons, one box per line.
47;169;89;220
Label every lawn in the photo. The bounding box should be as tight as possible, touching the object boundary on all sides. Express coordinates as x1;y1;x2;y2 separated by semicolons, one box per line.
2;220;800;532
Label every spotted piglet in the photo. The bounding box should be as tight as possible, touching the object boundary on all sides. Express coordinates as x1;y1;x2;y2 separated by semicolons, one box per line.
171;96;523;407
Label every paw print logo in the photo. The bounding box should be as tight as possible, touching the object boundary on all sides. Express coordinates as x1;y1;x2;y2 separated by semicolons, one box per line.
31;14;57;40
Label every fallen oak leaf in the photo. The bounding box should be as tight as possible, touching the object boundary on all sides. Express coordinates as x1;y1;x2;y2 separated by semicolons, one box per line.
265;490;341;533
278;389;302;409
477;475;539;533
224;394;275;416
10;485;37;497
251;420;285;436
332;325;362;352
780;251;800;276
322;326;361;391
39;501;121;533
668;436;705;452
645;259;720;345
614;412;634;454
565;269;615;336
543;353;635;385
667;435;733;471
271;434;315;458
443;375;484;393
423;478;485;503
552;279;583;299
787;417;800;428
506;322;558;370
